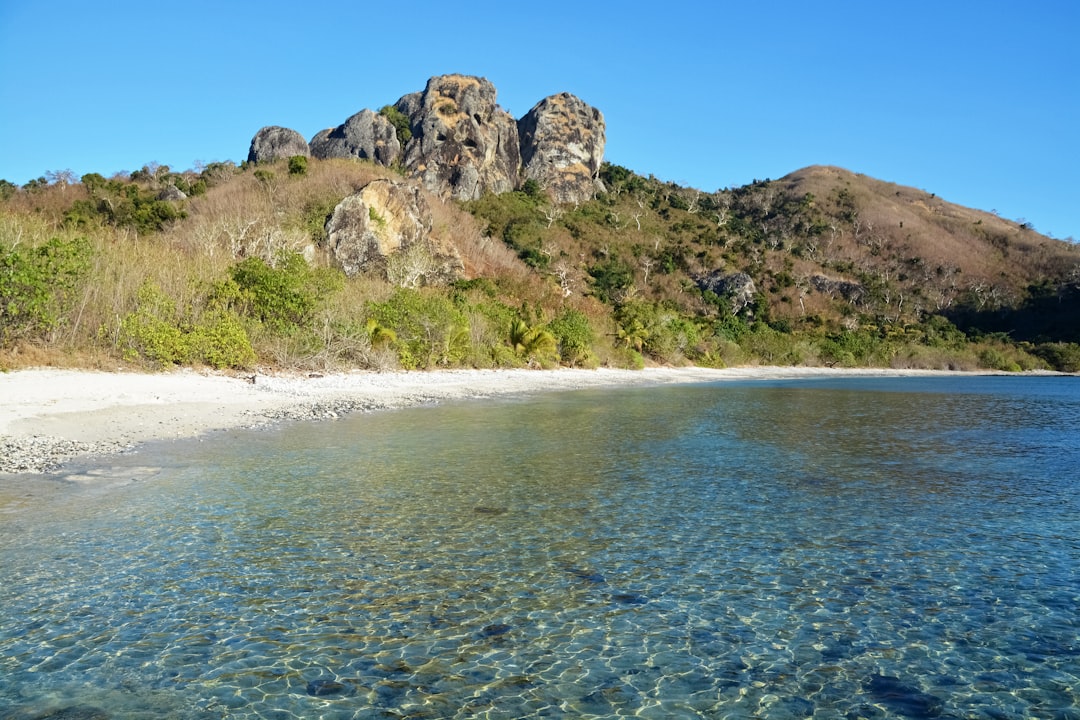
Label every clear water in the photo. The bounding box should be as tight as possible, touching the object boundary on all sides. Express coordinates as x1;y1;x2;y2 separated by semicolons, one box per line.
1;376;1078;719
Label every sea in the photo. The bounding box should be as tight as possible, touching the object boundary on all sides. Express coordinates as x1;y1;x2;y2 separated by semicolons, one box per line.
1;375;1078;719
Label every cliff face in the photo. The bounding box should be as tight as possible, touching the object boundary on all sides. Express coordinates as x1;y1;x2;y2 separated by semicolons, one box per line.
518;92;606;205
398;75;521;202
248;75;606;204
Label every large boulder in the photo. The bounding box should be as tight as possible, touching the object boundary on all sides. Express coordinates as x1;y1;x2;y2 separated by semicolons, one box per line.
697;271;757;313
810;274;866;304
398;75;521;201
247;126;310;164
518;93;606;204
324;179;461;285
310;109;401;166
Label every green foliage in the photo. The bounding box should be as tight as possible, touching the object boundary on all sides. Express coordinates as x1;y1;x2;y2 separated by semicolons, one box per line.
977;346;1022;372
817;329;889;367
0;236;92;345
225;253;343;334
118;282;188;365
65;175;185;233
463;190;550;268
379;105;413;148
548;308;595;366
615;300;700;363
300;196;341;245
588;257;634;304
288;155;308;176
521;178;544;199
0;180;16;201
117;281;255;369
1031;342;1080;373
191;308;258;369
508;318;558;366
367;288;470;369
598;163;649;195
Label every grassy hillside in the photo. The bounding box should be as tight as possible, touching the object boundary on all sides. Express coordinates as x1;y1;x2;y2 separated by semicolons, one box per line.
2;158;1078;373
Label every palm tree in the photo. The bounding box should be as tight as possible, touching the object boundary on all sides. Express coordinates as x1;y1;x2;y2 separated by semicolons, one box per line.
509;318;557;365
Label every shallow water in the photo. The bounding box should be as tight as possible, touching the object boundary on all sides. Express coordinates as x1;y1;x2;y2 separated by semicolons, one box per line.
1;376;1078;719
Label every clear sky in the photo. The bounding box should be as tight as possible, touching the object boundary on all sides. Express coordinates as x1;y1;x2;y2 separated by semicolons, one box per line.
1;1;1077;240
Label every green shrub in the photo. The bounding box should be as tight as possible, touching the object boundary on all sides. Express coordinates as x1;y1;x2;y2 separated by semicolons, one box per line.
367;288;470;369
288;155;308;176
1032;342;1080;373
588;257;634;304
190;308;257;369
548;308;595;366
0;236;92;345
977;347;1021;372
117;282;190;365
117;282;255;369
225;253;342;334
379;105;413;148
66;176;185;233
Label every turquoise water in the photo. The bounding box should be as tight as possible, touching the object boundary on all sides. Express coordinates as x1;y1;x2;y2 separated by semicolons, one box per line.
1;376;1078;719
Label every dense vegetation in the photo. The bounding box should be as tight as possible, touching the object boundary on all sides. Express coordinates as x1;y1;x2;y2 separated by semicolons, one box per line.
2;157;1078;373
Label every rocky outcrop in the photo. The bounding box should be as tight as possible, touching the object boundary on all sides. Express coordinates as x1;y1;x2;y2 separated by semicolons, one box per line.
810;275;866;304
157;185;187;202
310;109;401;166
247;126;310;164
697;271;757;313
398;75;521;201
247;76;607;205
324;179;461;285
518;93;606;204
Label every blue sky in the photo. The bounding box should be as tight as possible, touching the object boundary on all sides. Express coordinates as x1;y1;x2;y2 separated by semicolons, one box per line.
1;1;1077;240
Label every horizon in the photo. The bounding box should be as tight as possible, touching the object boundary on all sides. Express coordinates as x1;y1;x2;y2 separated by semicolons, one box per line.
1;1;1077;241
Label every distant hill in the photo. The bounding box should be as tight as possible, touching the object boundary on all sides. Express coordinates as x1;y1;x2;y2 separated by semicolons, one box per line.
1;76;1077;373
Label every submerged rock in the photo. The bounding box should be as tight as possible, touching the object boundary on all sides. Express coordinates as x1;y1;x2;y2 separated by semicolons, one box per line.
306;679;353;696
864;674;944;718
479;623;512;637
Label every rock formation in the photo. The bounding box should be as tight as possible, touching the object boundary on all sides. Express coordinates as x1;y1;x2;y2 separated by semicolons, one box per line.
247;76;607;206
518;93;606;204
309;109;401;166
697;271;757;314
810;275;866;304
247;126;310;164
324;179;461;285
397;75;521;202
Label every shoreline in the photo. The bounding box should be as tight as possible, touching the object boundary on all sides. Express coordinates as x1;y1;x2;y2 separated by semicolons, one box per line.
0;365;1034;475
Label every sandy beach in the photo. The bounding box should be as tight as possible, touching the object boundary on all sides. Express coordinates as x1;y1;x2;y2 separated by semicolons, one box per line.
1;365;963;474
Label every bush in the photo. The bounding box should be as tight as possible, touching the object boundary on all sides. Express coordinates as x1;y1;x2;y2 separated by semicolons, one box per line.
225;253;342;334
1032;342;1080;373
367;288;470;369
588;257;634;304
117;282;255;369
379;105;413;148
549;308;595;366
288;156;308;176
0;236;92;345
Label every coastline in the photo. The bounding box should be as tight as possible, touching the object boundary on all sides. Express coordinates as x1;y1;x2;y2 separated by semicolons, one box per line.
0;365;995;474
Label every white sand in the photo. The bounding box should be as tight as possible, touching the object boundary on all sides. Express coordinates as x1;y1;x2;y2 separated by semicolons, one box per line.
0;365;961;473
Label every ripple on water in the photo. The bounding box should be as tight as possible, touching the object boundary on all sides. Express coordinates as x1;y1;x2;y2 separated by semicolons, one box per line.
1;378;1079;719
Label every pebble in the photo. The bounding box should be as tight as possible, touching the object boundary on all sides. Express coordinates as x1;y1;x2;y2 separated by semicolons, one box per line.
0;435;132;474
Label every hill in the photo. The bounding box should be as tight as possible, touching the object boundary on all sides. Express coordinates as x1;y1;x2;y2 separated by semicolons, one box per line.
1;79;1077;374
